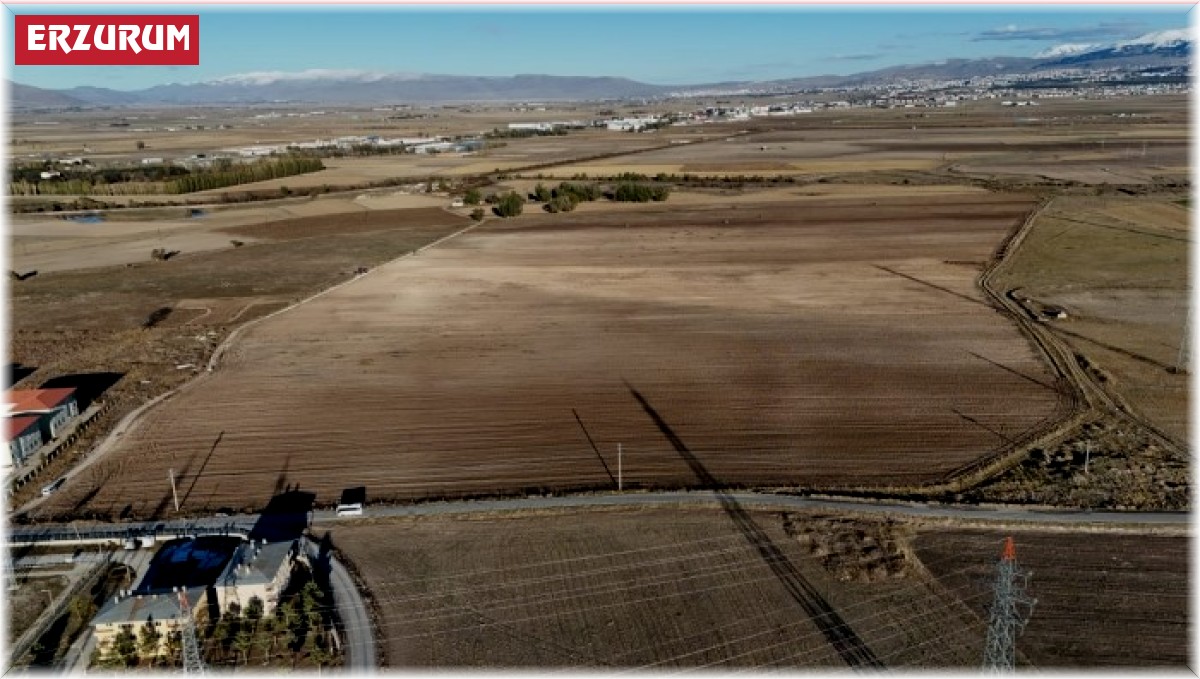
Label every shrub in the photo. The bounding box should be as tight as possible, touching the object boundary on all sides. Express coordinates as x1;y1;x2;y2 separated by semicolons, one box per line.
493;191;524;218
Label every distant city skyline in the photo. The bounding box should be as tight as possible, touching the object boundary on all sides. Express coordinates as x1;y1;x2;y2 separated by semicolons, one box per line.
6;5;1192;91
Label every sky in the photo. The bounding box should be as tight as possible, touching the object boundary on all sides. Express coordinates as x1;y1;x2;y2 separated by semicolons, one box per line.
5;5;1194;90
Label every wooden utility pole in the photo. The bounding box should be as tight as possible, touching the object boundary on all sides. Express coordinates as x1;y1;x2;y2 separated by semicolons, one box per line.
169;468;180;512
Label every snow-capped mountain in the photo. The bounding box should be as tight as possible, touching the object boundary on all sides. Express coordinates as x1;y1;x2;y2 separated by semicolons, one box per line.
1039;28;1192;67
1035;43;1102;59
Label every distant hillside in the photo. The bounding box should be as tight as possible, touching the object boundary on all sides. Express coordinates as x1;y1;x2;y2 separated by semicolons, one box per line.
9;30;1191;109
8;81;85;109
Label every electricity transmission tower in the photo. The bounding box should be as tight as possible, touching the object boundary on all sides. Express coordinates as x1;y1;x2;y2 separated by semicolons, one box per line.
982;537;1036;672
176;588;206;674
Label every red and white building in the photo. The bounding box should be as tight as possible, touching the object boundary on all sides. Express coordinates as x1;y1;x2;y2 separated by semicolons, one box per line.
5;388;80;466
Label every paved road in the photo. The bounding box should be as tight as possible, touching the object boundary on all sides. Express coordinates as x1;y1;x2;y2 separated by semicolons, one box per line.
59;628;95;674
302;537;375;673
9;492;1187;547
307;491;1190;528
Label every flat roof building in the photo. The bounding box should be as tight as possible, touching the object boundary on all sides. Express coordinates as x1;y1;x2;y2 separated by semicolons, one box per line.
92;587;207;659
216;539;298;614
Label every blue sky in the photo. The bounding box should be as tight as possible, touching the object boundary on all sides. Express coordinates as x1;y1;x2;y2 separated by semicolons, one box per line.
6;5;1192;90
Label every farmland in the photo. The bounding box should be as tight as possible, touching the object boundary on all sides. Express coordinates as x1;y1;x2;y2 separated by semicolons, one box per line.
33;189;1063;519
329;507;988;668
913;528;1189;668
329;507;1187;669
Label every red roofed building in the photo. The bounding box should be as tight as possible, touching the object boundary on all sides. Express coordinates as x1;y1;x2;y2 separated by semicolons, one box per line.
7;415;43;466
5;388;80;465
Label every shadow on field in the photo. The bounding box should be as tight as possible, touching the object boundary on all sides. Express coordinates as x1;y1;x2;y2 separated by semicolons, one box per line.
873;264;987;309
179;430;224;509
626;381;883;670
40;371;124;408
572;408;617;486
8;362;37;387
1050;324;1177;373
968;351;1057;392
251;487;315;543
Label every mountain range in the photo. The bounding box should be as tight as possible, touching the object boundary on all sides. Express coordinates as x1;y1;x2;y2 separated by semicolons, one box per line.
10;29;1191;109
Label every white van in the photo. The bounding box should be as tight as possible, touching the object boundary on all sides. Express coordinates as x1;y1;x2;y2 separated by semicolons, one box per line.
41;477;66;496
335;503;363;517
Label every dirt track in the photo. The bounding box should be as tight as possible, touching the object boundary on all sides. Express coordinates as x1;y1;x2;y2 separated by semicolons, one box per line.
40;193;1063;518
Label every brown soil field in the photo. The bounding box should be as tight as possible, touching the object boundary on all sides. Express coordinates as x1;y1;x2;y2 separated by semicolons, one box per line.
8;209;473;512
10;197;463;274
913;529;1189;668
220;206;465;240
37;192;1063;519
331;507;987;669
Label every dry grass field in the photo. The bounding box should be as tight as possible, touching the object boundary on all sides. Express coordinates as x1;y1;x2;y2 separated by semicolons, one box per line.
35;191;1063;519
991;195;1188;443
330;507;988;669
913;529;1189;668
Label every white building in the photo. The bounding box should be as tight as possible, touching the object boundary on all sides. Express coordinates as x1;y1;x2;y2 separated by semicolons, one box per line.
605;116;661;131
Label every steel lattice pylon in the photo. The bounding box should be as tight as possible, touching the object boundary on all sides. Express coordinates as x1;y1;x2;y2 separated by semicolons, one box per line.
982;537;1036;672
176;589;207;674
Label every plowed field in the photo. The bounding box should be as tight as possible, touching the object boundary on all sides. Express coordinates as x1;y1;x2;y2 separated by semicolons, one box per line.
332;508;987;668
41;192;1062;518
913;529;1189;668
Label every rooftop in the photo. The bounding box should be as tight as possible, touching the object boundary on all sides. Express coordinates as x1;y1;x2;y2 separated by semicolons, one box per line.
7;415;41;442
93;586;206;627
218;539;296;588
6;388;77;415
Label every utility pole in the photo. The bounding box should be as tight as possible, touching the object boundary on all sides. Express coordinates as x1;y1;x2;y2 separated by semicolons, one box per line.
983;537;1036;673
177;587;206;674
617;443;623;491
1175;303;1191;375
169;468;180;512
1084;442;1091;475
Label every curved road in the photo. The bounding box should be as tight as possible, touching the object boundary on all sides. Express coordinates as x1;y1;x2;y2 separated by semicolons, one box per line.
301;537;375;673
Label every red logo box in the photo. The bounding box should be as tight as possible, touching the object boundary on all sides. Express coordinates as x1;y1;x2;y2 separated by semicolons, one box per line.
15;15;199;66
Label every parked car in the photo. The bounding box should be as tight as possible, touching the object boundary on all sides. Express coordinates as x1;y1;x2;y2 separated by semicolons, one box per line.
41;477;66;496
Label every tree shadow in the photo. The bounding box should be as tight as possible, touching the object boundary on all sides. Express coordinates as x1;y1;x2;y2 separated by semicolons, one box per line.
625;381;883;669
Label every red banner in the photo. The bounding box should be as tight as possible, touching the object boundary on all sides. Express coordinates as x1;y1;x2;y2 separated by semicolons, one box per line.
14;15;199;66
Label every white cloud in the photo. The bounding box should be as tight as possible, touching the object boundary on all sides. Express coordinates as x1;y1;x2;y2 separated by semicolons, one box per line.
203;69;397;86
